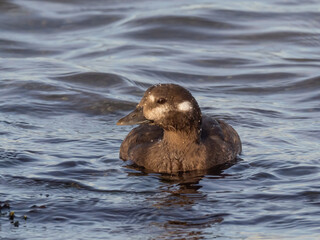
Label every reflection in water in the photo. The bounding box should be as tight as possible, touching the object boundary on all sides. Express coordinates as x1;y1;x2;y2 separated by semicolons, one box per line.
151;179;226;239
127;166;231;239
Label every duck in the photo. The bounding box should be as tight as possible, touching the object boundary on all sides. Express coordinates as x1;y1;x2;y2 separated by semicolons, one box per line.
117;84;241;174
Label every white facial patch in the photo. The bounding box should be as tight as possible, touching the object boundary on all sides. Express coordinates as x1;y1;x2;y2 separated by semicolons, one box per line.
148;94;155;102
144;104;169;121
177;101;192;112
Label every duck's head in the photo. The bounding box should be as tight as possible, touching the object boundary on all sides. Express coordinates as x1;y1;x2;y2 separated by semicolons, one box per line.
117;84;202;132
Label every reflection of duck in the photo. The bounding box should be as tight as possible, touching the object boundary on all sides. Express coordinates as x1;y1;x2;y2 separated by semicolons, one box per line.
117;84;241;173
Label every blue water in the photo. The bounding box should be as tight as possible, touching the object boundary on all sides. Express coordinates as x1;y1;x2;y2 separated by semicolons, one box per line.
1;0;320;239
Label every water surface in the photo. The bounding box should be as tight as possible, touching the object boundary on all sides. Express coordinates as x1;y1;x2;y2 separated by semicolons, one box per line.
1;0;320;239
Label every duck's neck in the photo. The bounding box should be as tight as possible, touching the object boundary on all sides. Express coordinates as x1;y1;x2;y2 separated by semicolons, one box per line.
162;127;201;149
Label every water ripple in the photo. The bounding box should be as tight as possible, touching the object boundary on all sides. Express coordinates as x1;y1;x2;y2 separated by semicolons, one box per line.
1;0;320;239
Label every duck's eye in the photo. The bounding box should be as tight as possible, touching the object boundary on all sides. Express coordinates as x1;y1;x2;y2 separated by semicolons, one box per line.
157;98;166;104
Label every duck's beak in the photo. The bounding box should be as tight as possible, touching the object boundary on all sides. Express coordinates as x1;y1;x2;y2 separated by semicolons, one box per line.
117;106;152;125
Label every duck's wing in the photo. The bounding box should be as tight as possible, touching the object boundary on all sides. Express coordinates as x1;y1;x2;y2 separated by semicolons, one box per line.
201;116;242;167
202;116;241;153
119;124;163;160
216;119;242;154
201;116;225;140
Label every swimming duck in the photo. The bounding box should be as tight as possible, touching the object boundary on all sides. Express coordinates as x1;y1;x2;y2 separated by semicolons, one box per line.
117;84;241;173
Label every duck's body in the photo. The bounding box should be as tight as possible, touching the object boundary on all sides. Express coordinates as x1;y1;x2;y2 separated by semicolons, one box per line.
117;84;241;173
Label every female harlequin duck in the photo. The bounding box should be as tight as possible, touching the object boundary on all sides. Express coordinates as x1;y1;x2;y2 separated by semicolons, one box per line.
117;84;241;173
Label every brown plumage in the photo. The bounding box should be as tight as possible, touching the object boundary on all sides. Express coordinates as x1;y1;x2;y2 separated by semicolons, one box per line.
117;84;241;173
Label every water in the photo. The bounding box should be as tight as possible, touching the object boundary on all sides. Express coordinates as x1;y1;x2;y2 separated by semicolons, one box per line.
1;0;320;239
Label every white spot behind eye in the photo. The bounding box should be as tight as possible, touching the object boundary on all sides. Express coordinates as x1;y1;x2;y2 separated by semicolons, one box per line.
177;101;192;112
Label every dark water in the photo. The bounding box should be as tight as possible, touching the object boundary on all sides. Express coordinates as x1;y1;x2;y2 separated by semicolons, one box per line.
1;0;320;239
